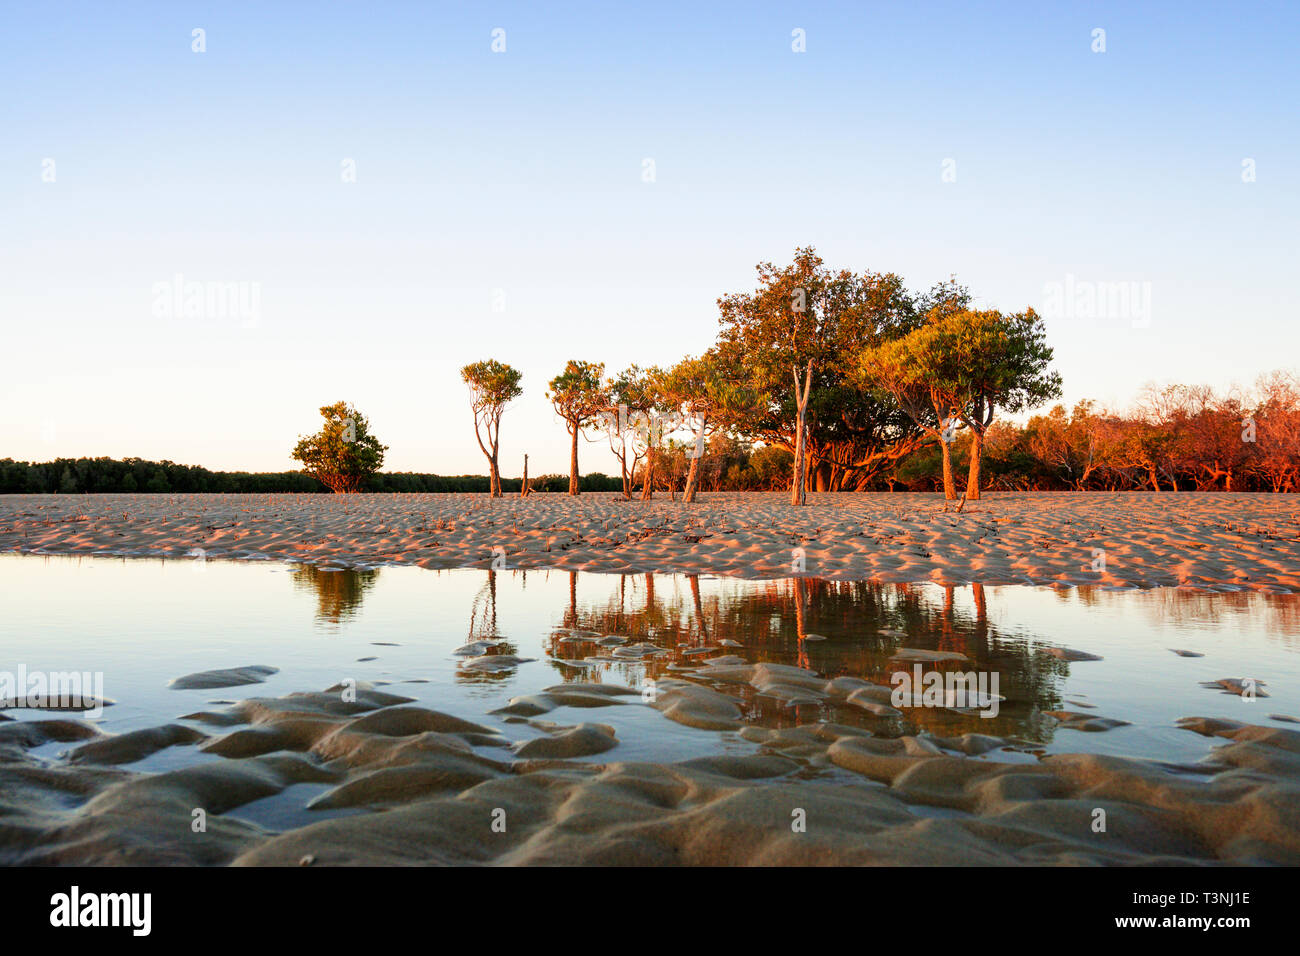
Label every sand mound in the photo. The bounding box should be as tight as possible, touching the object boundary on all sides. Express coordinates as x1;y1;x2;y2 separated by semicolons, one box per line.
69;724;208;765
169;666;279;689
512;723;618;759
4;670;1299;866
650;680;744;731
1044;711;1131;732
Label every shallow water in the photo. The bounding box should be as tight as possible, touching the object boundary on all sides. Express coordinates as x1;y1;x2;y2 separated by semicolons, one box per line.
3;553;1299;791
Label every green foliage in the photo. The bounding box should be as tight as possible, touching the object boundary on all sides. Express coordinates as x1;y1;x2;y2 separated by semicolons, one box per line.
461;360;523;412
925;307;1062;422
291;401;388;493
661;350;757;427
747;445;795;488
366;471;621;493
526;472;621;493
144;468;170;493
20;243;1297;497
860;305;1061;496
894;446;945;488
460;359;523;496
547;360;607;426
714;246;946;490
0;457;323;494
605;365;656;415
548;360;608;494
0;458;623;495
862;307;1061;426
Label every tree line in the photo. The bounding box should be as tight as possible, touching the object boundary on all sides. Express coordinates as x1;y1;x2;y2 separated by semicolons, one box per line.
12;248;1296;497
0;457;624;495
453;246;1062;503
449;248;1297;498
10;367;1296;496
950;373;1300;493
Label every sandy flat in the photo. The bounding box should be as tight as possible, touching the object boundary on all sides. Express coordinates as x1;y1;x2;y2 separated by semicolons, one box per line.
3;678;1298;866
1;490;1298;591
6;489;1297;867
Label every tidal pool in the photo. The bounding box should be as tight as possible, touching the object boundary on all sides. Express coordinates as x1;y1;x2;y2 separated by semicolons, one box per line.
3;552;1299;828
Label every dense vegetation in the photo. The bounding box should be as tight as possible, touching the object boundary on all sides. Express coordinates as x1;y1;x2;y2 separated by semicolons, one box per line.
11;368;1297;498
456;248;1066;502
628;374;1300;493
0;458;622;495
7;368;1297;498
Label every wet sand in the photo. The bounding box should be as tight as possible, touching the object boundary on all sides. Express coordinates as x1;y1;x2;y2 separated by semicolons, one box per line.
2;491;1299;591
3;673;1297;866
6;491;1299;865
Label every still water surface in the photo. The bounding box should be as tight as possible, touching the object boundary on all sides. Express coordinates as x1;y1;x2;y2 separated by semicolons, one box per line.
4;553;1299;776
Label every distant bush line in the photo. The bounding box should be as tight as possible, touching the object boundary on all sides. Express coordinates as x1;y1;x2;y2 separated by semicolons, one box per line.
0;458;625;495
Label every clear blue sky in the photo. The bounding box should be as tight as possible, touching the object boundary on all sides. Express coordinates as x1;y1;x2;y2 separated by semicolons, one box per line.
3;1;1296;475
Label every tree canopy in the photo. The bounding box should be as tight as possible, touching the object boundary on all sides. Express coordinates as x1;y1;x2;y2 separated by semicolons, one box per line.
714;247;957;493
461;359;523;497
661;350;758;502
291;401;388;493
547;360;607;495
860;307;1060;498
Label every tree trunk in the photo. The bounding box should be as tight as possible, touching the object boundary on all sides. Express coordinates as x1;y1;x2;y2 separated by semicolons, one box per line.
790;363;812;506
965;429;983;500
568;425;580;496
688;574;707;643
641;450;655;500
790;413;805;505
683;414;707;503
472;411;501;497
793;578;809;670
521;454;529;497
940;439;956;499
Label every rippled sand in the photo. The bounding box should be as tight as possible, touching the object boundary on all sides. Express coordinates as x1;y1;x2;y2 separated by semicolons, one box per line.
3;674;1297;866
2;491;1298;591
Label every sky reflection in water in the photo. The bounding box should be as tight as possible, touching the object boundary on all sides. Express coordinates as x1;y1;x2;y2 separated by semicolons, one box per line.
4;554;1299;771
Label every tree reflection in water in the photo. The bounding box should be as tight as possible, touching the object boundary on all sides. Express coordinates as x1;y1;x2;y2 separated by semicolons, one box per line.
542;575;1072;742
1067;586;1300;650
455;568;522;683
289;565;379;626
284;564;1300;746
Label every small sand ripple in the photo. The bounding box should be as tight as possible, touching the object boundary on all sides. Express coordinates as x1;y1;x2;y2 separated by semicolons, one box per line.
2;490;1298;591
